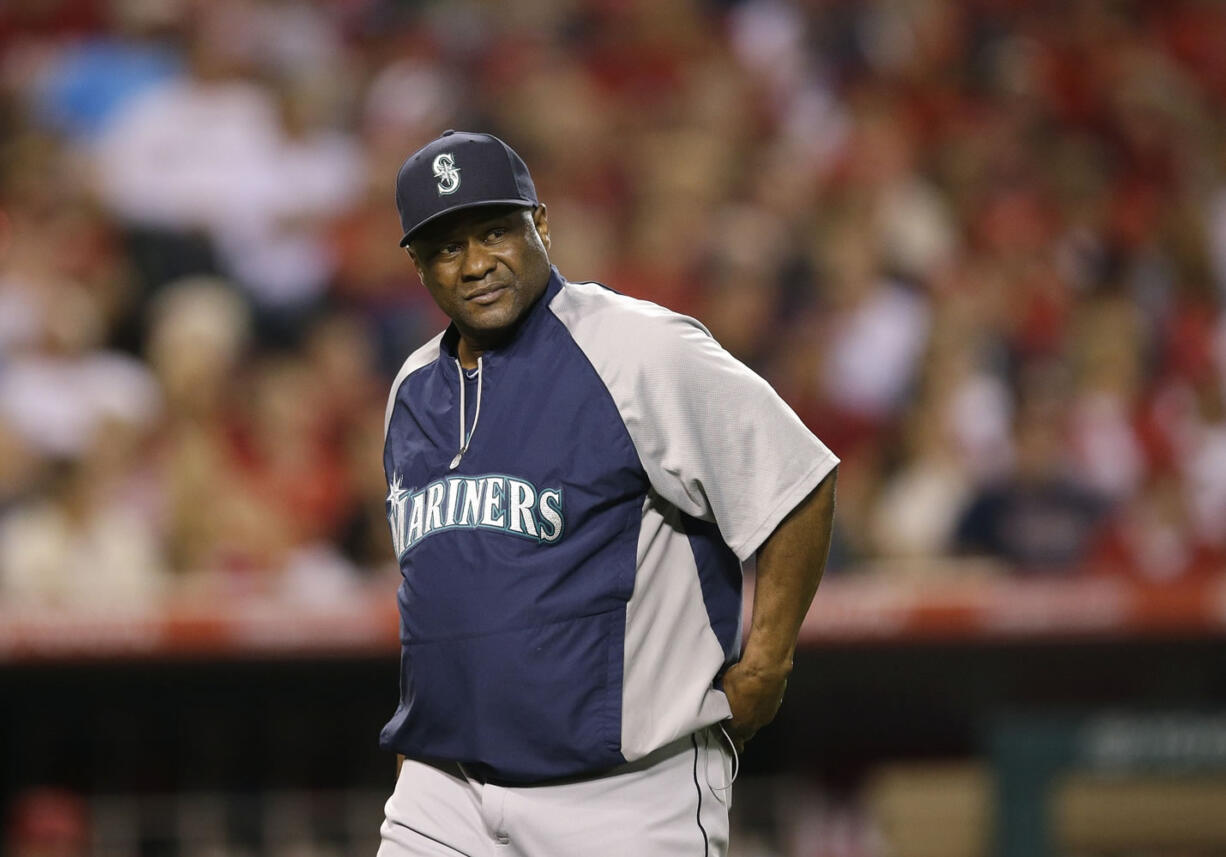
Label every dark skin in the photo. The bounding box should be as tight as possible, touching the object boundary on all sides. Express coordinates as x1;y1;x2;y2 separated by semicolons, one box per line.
406;204;553;369
721;468;836;752
397;202;837;770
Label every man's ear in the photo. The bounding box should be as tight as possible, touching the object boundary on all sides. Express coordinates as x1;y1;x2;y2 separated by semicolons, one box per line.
405;246;426;283
532;204;550;251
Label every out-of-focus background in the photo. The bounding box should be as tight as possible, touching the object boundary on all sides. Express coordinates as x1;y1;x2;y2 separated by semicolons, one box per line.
3;0;1226;855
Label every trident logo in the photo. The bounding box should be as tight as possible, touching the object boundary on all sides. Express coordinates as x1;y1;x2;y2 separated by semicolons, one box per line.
432;153;461;195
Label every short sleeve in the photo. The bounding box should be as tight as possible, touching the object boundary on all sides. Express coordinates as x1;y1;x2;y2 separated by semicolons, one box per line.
550;282;839;561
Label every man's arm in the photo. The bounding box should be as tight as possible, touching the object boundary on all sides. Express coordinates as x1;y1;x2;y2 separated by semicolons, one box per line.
722;467;837;750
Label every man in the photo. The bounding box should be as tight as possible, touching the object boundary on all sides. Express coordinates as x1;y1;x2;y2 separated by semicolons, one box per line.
379;130;837;857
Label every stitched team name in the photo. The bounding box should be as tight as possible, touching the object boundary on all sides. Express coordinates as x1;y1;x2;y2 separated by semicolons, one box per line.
386;473;564;558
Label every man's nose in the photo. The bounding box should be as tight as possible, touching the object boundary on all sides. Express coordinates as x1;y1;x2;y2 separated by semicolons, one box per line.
461;239;496;280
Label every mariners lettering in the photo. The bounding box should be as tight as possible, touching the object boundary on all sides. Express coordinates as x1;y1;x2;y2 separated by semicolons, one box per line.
386;473;565;558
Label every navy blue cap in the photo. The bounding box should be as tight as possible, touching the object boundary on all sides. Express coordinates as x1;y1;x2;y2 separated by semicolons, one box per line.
395;130;538;247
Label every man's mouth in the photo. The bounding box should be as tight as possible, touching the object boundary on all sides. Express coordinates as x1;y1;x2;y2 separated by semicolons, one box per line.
467;285;509;305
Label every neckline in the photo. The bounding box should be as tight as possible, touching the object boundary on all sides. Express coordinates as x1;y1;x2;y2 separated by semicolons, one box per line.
439;266;565;369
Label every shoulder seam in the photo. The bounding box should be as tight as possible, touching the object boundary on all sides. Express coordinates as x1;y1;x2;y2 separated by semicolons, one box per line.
383;330;445;436
550;279;712;338
543;284;650;479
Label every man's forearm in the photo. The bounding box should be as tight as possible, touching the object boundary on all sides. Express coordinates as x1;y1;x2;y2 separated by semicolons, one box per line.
721;468;836;748
741;468;837;672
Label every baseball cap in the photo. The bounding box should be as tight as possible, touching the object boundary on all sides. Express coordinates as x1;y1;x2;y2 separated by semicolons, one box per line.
395;130;538;247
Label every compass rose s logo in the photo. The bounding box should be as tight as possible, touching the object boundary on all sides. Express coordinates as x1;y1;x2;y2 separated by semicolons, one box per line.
432;153;461;196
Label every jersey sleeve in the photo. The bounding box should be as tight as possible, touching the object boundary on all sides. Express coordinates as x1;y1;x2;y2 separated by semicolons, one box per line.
624;313;837;560
552;283;838;561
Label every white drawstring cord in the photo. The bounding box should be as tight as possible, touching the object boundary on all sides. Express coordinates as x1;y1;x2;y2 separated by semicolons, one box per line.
449;357;483;469
709;722;740;792
453;359;465;462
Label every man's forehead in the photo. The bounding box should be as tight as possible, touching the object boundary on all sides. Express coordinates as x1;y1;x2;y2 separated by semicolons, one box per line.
412;204;531;245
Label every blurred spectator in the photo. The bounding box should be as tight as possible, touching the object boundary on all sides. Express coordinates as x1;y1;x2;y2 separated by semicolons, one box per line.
85;3;362;336
953;373;1110;574
211;75;364;337
233;354;352;549
0;447;165;608
0;132;132;356
816;224;931;426
328;179;448;374
1066;285;1148;502
336;402;397;575
696;206;790;367
0;419;42;512
0;284;160;459
363;55;460;161
1173;382;1226;556
870;401;971;562
90;7;278;236
0;0;1224;601
1093;470;1204;583
923;289;1015;484
27;0;183;142
144;277;251;578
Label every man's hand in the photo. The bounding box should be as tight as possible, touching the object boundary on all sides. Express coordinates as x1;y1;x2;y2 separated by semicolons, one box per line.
721;659;791;752
723;468;836;753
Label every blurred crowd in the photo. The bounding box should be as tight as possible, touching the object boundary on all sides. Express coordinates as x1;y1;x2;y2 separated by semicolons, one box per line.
2;0;1226;609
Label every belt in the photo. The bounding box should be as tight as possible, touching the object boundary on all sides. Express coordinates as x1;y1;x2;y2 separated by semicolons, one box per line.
429;731;703;789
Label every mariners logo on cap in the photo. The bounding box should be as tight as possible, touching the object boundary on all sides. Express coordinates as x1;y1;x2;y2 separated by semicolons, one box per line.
432;153;461;196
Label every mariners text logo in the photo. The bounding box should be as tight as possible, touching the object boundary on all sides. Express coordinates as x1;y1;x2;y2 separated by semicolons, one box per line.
386;473;564;558
432;153;461;196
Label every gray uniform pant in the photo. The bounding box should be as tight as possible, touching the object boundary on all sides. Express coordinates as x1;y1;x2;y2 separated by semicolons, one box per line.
378;728;733;857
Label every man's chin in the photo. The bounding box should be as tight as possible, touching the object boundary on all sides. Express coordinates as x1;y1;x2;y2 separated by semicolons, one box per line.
459;310;521;346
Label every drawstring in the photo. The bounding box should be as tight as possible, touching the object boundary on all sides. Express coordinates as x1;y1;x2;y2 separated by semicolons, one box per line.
449;356;483;470
709;722;740;792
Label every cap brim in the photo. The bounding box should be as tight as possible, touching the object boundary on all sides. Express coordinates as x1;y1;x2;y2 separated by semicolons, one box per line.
399;199;537;247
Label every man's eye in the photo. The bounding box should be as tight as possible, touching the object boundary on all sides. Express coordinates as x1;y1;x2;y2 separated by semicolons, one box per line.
438;243;462;257
486;227;507;241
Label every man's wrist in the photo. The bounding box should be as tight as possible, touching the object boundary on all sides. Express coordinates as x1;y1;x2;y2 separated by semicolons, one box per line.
734;649;794;678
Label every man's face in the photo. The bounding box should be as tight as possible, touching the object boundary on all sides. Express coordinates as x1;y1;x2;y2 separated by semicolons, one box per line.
408;205;552;349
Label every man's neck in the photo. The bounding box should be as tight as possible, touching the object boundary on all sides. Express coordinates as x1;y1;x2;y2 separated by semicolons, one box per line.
457;337;484;370
452;269;554;368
